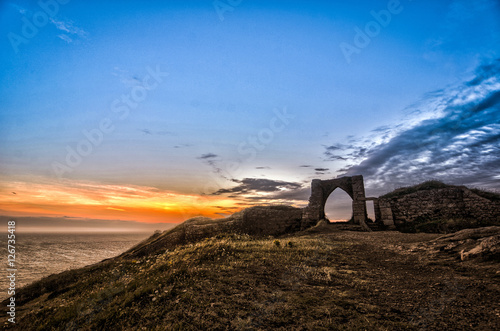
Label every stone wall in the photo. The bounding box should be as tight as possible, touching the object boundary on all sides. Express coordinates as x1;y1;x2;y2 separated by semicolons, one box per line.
235;205;303;236
379;187;500;228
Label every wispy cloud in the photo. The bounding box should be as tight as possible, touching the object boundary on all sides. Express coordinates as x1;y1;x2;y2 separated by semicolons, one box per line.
57;34;73;43
331;58;500;192
197;153;233;182
138;129;172;136
198;153;218;160
9;3;27;14
314;168;329;175
50;18;87;43
174;143;192;149
323;144;349;161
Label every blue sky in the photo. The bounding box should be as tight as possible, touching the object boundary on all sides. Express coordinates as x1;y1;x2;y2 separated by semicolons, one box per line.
1;0;499;222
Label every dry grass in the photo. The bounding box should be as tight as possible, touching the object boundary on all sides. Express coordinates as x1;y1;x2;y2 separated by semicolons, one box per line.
3;230;500;330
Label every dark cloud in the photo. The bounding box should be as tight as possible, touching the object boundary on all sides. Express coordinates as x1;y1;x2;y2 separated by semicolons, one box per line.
299;165;312;167
371;125;392;133
197;153;231;181
314;168;329;172
139;129;173;136
256;166;271;169
271;187;311;201
174;143;192;149
336;58;500;192
212;178;302;195
467;58;500;86
198;153;218;160
324;143;344;151
323;143;349;161
325;155;348;161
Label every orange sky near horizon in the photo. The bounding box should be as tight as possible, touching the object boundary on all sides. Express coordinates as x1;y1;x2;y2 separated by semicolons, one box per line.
0;176;243;223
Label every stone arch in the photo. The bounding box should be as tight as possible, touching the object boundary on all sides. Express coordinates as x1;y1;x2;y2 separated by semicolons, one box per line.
302;175;368;229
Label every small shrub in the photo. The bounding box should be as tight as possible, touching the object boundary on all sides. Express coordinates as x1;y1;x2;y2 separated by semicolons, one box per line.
273;240;281;247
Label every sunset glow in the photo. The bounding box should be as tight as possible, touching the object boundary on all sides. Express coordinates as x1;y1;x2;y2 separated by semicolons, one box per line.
1;1;499;229
0;176;242;223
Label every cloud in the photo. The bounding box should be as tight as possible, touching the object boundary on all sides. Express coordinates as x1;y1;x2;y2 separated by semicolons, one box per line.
323;144;349;161
256;166;271;169
212;178;302;196
58;34;73;43
50;18;87;41
111;67;143;87
174;143;192;149
334;58;500;192
467;59;500;86
9;3;27;14
314;167;330;175
0;177;241;223
197;153;233;182
138;129;172;136
198;153;218;160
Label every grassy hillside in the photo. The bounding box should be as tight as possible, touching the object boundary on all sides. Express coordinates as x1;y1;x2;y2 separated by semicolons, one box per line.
380;180;454;199
3;224;500;330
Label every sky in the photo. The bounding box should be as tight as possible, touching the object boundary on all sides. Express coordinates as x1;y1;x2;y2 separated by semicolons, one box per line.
1;0;499;226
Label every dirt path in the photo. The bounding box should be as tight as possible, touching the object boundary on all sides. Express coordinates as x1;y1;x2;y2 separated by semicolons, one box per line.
316;230;500;330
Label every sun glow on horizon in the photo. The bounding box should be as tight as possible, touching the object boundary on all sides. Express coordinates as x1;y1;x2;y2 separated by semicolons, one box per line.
0;176;243;223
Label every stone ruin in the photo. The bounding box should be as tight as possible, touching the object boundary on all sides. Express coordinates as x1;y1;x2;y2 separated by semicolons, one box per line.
300;175;500;231
124;175;500;257
301;175;374;230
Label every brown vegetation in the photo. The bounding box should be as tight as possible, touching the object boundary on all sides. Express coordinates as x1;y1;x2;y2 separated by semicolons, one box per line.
2;222;499;330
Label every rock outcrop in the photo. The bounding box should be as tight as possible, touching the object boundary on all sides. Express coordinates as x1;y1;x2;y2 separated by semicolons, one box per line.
413;226;500;262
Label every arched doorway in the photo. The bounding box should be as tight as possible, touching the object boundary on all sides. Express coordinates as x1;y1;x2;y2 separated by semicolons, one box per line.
302;175;368;229
324;188;353;222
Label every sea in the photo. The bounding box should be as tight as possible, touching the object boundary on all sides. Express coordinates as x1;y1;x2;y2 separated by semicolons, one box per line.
1;232;152;300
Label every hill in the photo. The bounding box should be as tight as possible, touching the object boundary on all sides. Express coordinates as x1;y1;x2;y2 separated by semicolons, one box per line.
2;218;500;329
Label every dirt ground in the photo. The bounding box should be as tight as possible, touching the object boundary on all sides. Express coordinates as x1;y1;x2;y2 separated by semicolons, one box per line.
304;226;500;330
